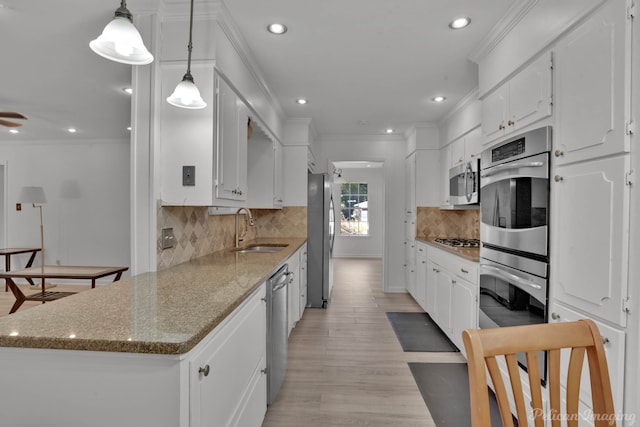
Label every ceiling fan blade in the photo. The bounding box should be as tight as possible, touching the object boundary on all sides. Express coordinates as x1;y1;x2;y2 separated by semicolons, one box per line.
0;112;27;119
0;119;22;127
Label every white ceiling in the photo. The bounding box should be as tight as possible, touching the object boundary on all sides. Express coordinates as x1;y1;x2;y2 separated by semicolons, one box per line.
0;0;514;142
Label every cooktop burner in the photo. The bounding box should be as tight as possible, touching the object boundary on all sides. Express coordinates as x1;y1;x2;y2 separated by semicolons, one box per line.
434;238;480;248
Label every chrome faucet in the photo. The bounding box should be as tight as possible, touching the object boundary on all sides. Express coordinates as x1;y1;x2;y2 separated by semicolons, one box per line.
235;208;255;248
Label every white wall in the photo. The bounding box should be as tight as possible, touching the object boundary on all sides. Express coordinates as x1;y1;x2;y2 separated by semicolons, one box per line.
318;135;406;292
0;139;130;278
332;166;383;258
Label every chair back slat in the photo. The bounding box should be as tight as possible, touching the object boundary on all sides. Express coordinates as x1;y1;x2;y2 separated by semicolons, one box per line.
486;356;516;427
524;351;545;427
548;348;562;427
566;347;587;427
505;354;528;425
462;320;616;427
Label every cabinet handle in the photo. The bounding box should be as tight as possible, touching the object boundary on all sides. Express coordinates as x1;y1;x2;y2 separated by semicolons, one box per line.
433;268;440;273
199;365;210;377
554;150;564;157
507;120;515;126
498;124;505;130
452;279;457;284
602;336;610;345
554;175;564;182
421;261;426;264
261;368;267;375
418;248;424;252
551;312;560;320
261;297;267;303
460;268;469;274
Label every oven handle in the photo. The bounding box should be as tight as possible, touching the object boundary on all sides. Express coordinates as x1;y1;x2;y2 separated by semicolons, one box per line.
481;161;544;178
480;264;542;290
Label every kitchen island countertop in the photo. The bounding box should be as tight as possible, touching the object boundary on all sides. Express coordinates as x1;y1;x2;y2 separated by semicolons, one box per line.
0;237;306;355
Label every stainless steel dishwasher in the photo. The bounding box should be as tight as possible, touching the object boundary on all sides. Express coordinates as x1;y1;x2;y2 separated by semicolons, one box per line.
266;263;290;405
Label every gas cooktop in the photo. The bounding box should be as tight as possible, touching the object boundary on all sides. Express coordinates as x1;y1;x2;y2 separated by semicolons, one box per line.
434;238;480;248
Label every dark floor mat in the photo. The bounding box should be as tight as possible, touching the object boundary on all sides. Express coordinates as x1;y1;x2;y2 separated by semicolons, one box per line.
386;312;459;352
409;362;516;427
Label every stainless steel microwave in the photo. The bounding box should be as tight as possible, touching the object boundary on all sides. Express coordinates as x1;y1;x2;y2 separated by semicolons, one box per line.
449;159;479;206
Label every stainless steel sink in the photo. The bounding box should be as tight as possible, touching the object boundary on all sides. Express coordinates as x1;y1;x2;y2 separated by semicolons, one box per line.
231;244;288;254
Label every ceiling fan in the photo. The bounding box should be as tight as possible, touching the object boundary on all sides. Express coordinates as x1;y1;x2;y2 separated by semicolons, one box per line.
0;112;27;128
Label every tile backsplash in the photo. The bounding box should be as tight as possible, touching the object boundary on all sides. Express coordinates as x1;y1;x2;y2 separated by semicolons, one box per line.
157;206;307;270
416;206;479;240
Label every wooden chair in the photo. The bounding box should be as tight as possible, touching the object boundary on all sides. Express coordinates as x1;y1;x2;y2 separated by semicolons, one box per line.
462;319;616;427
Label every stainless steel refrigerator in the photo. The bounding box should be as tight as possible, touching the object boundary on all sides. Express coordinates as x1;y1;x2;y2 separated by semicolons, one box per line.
307;173;335;308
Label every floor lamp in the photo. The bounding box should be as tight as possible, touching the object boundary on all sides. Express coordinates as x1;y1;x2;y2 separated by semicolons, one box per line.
18;186;47;273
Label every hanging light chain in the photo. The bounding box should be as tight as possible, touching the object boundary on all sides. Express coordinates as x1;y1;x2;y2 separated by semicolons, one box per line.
184;0;196;81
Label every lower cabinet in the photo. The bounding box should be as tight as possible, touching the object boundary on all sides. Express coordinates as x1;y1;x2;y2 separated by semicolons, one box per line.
299;244;308;320
287;249;301;335
0;283;268;427
190;283;267;427
411;242;479;353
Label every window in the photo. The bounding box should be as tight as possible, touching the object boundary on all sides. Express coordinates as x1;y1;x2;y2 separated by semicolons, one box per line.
339;182;368;236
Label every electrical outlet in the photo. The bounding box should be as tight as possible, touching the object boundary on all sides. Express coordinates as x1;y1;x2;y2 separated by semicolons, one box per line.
161;228;175;250
183;165;195;186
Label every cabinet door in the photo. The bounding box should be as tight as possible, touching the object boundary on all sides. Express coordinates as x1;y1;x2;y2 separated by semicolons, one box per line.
439;145;452;207
405;153;416;214
159;63;214;206
554;0;629;165
288;266;299;334
464;127;483;163
299;246;307;318
507;52;552;132
481;84;508;141
551;155;630;326
190;285;267;427
549;302;625;418
434;266;453;334
425;259;437;316
405;240;416;296
450;278;477;356
449;137;465;168
415;244;428;310
273;141;284;206
215;75;248;201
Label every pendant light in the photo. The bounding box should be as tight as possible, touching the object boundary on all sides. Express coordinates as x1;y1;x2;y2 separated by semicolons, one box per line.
166;0;207;109
90;1;154;65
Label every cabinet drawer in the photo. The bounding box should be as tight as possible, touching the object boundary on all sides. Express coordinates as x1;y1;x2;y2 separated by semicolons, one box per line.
427;245;478;284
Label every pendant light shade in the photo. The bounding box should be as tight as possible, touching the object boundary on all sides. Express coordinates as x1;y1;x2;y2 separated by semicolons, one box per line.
167;0;207;109
90;1;154;65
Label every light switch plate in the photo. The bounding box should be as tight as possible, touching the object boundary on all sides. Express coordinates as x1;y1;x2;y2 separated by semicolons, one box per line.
161;228;175;250
183;165;195;186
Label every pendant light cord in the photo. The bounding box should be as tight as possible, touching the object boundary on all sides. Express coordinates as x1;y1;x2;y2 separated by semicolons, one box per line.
185;0;195;80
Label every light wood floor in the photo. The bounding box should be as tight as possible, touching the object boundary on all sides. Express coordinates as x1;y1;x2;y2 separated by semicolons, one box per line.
263;257;465;427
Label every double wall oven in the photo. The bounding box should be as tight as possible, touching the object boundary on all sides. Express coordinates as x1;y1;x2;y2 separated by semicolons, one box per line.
479;126;551;384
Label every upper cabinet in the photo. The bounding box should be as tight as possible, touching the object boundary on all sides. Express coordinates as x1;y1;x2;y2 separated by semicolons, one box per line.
553;0;630;165
481;53;553;143
215;74;248;203
247;122;284;209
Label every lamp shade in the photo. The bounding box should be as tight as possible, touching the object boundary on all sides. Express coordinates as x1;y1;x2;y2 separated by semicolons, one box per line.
90;16;153;65
167;75;207;109
18;186;47;204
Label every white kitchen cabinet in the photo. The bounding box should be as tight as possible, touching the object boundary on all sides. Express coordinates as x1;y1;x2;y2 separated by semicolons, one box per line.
0;283;268;427
247;126;284;209
287;248;301;335
551;154;631;327
215;73;248;204
425;258;437;316
548;302;626;420
404;239;416;297
439;144;452;208
405;152;416;214
481;52;552;143
553;0;630;166
450;277;477;358
159;62;215;206
450;137;466;168
190;283;267;427
434;264;454;335
412;242;428;310
299;244;307;319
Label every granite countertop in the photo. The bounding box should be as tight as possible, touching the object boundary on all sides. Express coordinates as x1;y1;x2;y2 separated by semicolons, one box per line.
0;237;306;355
417;238;480;263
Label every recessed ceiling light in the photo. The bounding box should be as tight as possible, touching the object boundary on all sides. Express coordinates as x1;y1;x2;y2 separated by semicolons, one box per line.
385;128;394;134
123;87;133;95
67;128;77;133
295;98;308;105
433;96;446;103
449;17;471;29
9;129;19;134
267;23;288;35
127;126;132;131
